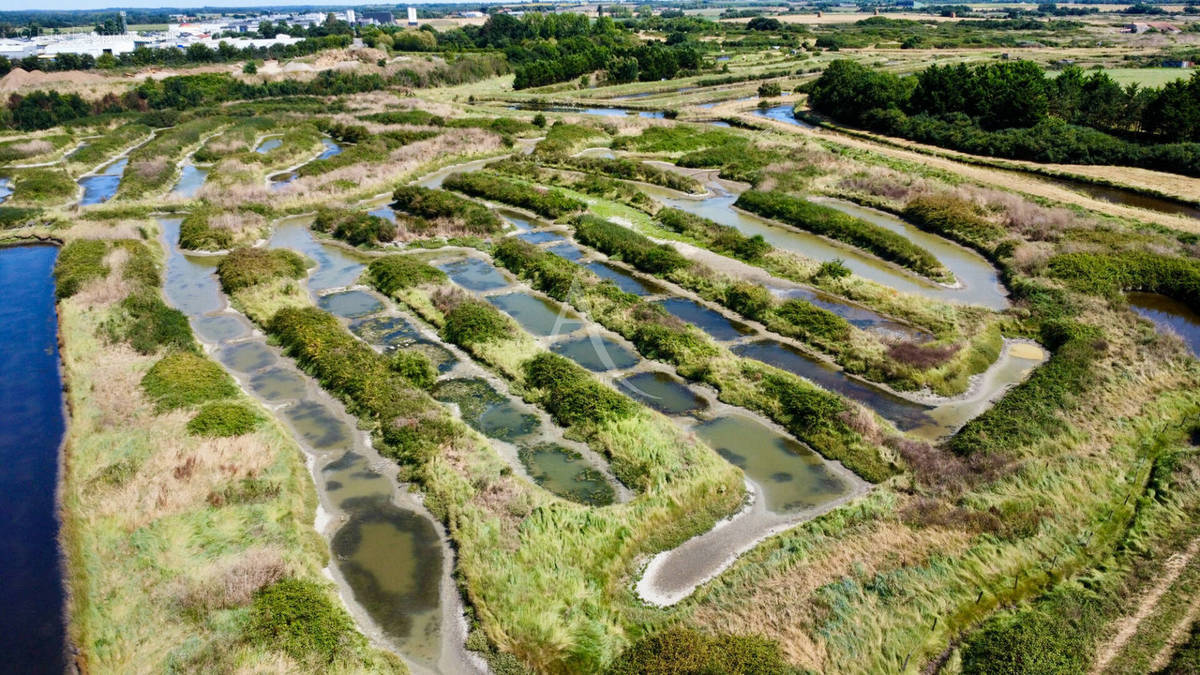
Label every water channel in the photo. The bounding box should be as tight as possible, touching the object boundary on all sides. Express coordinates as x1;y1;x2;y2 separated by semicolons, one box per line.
160;217;478;674
78;157;127;205
1129;292;1200;358
0;245;67;673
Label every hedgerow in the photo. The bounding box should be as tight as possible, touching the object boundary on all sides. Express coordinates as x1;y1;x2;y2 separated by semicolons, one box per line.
493;237;582;300
141;350;237;411
573;215;689;274
441;299;515;346
217;247;308;293
186;402;260;437
735;190;949;281
443;172;585;219
360;109;445;126
556;156;702;194
902;194;1006;252
390;185;501;234
366;255;446;295
657;207;771;262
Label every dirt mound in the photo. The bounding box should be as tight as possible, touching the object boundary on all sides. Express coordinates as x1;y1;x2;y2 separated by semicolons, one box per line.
0;67;108;93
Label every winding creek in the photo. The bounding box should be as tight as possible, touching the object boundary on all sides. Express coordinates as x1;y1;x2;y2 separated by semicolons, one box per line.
160;217;479;674
78;156;127;205
0;245;67;672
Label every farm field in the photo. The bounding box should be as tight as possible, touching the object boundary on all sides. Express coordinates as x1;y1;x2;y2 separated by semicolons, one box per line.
1;4;1200;674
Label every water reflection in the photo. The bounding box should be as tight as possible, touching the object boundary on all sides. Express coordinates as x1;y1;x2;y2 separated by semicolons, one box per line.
1130;293;1200;357
172;163;208;198
617;371;707;415
79;157;127;205
487;292;584;336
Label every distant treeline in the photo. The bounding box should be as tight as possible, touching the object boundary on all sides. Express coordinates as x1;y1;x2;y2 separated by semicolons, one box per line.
809;59;1200;177
1;53;507;130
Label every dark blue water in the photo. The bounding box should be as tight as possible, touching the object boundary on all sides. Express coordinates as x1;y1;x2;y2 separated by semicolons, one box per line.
0;245;67;673
79;157;127;205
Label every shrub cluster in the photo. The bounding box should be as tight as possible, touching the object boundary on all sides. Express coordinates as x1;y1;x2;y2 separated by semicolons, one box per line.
187;402;260;437
657;207;770;262
735;190;948;280
902;194;1006;251
312;207;397;247
557;156;702;194
267;306;451;465
573;215;689;274
179;210;233;251
531;122;605;158
493;237;583;300
441;298;515;347
390;185;501;234
55;239;109;298
113;288;195;354
360;110;445;126
389;350;437;390
950;322;1101;456
12;168;75;204
367;255;447;296
522;352;636;427
246;579;362;665
141;350;238;411
217;247;308;293
610;628;793;675
443;172;585;219
1046;250;1200;311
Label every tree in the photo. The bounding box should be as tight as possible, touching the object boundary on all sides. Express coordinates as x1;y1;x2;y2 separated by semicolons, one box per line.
243;61;257;74
758;82;782;97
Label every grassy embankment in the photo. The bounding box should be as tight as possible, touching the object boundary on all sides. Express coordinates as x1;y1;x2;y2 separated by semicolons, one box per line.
54;233;402;672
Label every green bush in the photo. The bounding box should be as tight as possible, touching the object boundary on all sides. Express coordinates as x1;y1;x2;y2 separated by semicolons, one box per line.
390;350;436;390
442;299;514;346
610;628;795;675
390;185;501;233
557;156;702;193
522;352;636;427
774;298;852;343
736;190;948;280
1046;250;1200;311
960;607;1090;674
55;239;110;298
179;211;233;251
187;402;259;437
361;110;445;126
493;237;581;300
12;168;75;203
246;579;360;664
0;206;43;229
367;255;447;295
217;247;308;293
114;290;195;354
815;259;852;279
141;350;237;411
902;194;1006;250
312;207;397;247
443;172;585;219
724;281;773;321
573;215;689;274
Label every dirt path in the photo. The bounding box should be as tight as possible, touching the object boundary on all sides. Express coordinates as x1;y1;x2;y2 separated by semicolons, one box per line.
744;114;1200;235
1149;589;1200;671
1091;537;1200;674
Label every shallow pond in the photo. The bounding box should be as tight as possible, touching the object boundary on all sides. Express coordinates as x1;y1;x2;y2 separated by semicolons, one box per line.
655;297;754;341
172;163;208;198
0;245;67;671
696;414;850;513
487;292;584;337
249;367;309;402
617;371;708;415
733;339;934;431
518;230;567;245
433;378;539;442
193;314;249;342
437;257;510;292
518;443;615;506
319;290;385;318
78;157;127;205
547;242;586;262
585;261;665;296
281;400;353;450
551;334;641;371
254;137;282;154
268;219;368;292
1129;292;1200;357
318;137;342;160
160;218;225;316
218;341;277;372
753;104;815;129
0;177;12;204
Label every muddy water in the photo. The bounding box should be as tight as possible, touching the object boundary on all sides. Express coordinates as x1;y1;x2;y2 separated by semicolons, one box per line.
268;217;369;292
656;297;755;341
172;163;208;198
638;180;1010;309
319;290;385;318
79;157;127;205
1129;293;1200;357
437;258;511;291
817;198;1007;309
1040;174;1200;221
617;371;708;415
486;292;585;336
551;335;640;371
160;218;472;674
